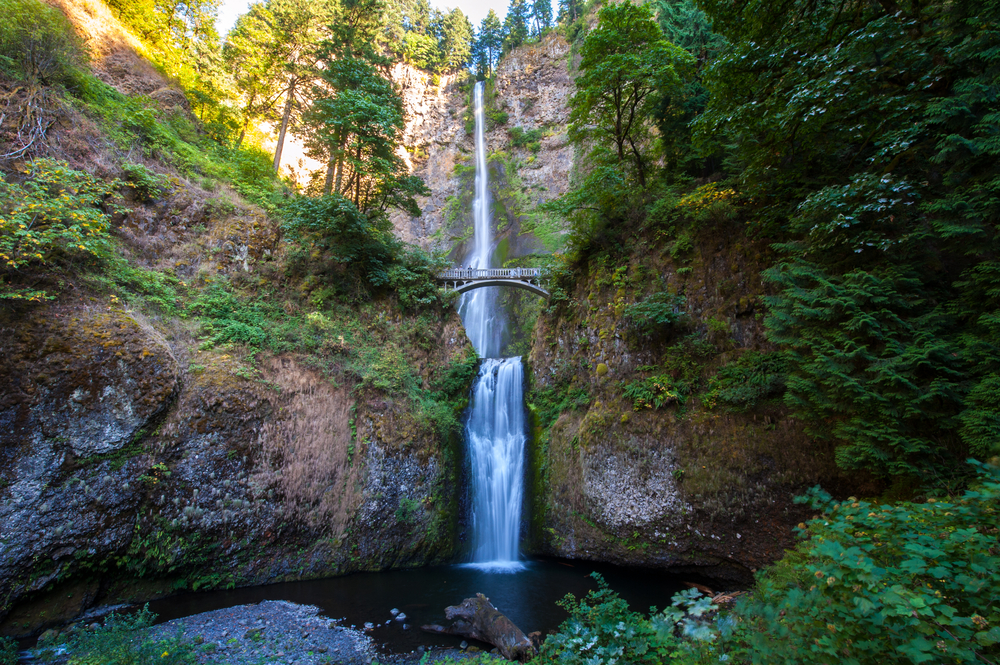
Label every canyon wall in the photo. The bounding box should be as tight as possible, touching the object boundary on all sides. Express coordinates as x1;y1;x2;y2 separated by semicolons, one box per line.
391;32;576;262
0;291;473;637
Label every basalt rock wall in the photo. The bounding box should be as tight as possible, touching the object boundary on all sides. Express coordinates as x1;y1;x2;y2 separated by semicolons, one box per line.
0;295;472;638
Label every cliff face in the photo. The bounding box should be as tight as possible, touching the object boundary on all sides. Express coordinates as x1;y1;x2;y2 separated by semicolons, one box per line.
0;3;475;629
0;292;471;637
390;32;576;261
523;221;875;581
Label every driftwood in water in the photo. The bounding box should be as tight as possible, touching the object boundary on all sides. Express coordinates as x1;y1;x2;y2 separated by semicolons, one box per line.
422;593;536;661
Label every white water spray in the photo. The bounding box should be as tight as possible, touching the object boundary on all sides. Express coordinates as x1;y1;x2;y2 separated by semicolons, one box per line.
461;82;526;571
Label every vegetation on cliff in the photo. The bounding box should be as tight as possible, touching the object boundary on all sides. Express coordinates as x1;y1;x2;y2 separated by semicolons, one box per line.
527;0;1000;662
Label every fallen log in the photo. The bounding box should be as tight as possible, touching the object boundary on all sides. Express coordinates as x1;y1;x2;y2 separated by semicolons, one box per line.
422;594;536;661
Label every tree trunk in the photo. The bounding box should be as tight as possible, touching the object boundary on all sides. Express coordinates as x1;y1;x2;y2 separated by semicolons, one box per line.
421;594;536;661
236;121;248;149
273;78;297;173
353;143;362;207
324;154;335;195
333;131;347;194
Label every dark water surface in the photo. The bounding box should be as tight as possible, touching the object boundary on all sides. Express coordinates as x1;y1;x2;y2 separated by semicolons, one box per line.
146;557;694;654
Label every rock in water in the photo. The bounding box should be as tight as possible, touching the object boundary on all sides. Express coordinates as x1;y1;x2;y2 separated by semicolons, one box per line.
421;594;535;661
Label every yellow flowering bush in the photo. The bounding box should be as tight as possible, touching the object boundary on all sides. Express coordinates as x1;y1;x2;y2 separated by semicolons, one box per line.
0;158;117;299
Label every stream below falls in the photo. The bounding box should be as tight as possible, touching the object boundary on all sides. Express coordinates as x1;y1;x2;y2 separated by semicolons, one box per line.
146;559;692;653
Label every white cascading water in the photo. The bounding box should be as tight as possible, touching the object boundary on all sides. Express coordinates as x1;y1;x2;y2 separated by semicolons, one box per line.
461;81;526;571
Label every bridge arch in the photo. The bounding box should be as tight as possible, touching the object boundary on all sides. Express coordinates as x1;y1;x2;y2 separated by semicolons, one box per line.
452;279;550;298
437;268;550;300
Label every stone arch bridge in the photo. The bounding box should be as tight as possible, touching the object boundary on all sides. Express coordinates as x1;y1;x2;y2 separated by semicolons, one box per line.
437;268;549;299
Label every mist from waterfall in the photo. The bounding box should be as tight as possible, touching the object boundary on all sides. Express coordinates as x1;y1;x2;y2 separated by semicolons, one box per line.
460;81;526;571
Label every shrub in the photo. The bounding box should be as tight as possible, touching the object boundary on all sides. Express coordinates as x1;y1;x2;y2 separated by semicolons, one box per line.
622;374;686;410
623;291;686;337
120;163;170;203
704;351;787;411
185;281;272;349
743;461;1000;665
487;108;509;128
0;637;16;665
536;573;683;665
0;0;85;86
282;193;397;292
510;126;543;153
386;246;449;310
57;605;196;665
0;159;116;300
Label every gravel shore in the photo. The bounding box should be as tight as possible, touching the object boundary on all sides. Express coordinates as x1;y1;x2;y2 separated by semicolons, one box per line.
147;600;382;665
143;600;487;665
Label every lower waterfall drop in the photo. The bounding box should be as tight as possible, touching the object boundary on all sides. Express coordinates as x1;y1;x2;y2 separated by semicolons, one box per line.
465;358;526;569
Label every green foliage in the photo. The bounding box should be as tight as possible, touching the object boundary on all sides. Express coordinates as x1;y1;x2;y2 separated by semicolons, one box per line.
693;0;1000;479
569;2;692;188
119;163;171;203
0;159;116;300
74;79;285;212
0;637;16;665
704;351;787;411
623;291;686;338
57;606;196;665
282;194;444;309
0;0;86;86
743;461;1000;665
536;573;683;665
510;126;543;153
765;262;965;477
387;246;450;310
487;108;509;128
621;374;686;411
283;194;397;289
185;281;280;350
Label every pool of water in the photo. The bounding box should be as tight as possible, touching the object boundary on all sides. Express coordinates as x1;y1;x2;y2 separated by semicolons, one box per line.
145;557;700;654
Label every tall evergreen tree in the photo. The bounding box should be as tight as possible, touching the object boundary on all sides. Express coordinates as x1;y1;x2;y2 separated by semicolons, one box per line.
557;0;582;24
531;0;552;36
476;10;503;77
502;0;530;52
224;3;286;147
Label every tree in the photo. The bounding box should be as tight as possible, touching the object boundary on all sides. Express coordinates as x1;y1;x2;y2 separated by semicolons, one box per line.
557;0;582;24
569;1;691;188
502;0;530;52
224;3;286;147
531;0;552;36
265;0;339;173
439;8;473;72
302;0;427;213
651;0;726;178
475;10;503;77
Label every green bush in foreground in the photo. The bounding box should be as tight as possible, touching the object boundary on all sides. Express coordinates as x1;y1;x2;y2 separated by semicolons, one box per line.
0;636;17;665
742;461;1000;665
37;606;195;665
0;159;117;300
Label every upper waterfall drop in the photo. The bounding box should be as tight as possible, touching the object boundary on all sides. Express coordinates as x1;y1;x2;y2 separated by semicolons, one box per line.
459;81;505;359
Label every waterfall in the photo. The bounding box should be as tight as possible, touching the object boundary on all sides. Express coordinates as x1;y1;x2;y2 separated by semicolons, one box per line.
460;81;526;571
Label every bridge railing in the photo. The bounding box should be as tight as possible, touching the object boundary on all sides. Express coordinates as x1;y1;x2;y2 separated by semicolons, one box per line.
438;268;542;280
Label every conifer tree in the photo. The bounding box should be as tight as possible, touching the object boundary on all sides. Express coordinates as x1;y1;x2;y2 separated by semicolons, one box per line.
475;10;503;76
531;0;552;36
502;0;530;52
